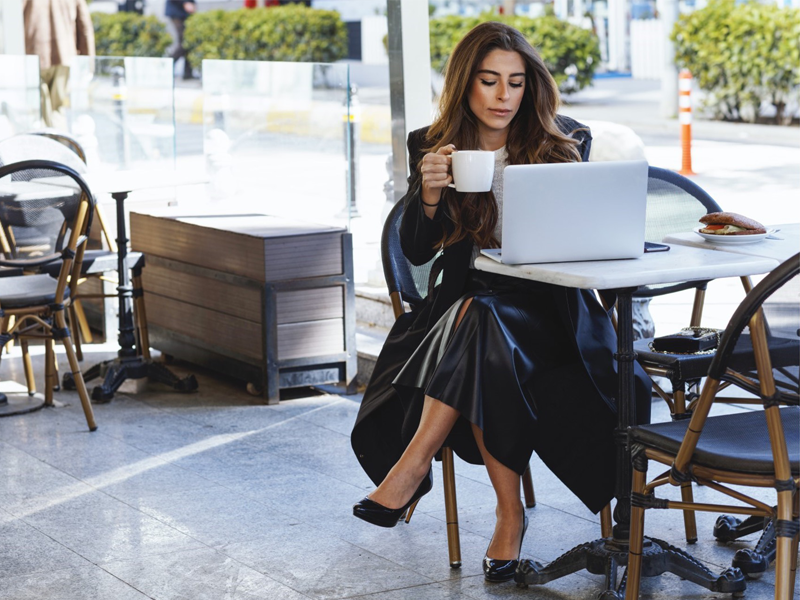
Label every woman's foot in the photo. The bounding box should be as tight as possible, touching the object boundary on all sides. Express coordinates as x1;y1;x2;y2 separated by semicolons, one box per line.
368;464;431;510
353;468;433;528
483;504;528;582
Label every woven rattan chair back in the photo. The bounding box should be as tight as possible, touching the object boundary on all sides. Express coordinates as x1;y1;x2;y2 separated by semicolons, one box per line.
0;159;97;430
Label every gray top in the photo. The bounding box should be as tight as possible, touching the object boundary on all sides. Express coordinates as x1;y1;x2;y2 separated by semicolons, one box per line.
470;146;508;267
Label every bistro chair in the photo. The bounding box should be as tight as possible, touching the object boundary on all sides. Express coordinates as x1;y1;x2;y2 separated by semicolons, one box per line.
0;133;150;365
383;199;560;568
0;159;98;431
630;167;799;552
624;253;799;600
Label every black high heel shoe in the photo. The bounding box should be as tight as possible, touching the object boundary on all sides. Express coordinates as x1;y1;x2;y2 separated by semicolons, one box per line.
353;470;433;528
483;510;528;583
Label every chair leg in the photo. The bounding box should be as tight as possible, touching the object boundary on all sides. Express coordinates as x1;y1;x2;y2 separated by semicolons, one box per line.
20;340;36;396
73;299;93;344
522;464;536;508
774;488;796;600
132;271;151;360
788;491;799;594
600;503;613;538
68;303;83;362
625;453;648;600
672;385;698;544
55;311;97;431
680;483;698;544
441;446;462;569
44;339;55;406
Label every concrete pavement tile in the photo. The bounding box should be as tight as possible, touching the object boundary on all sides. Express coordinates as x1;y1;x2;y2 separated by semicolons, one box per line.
101;546;312;600
438;572;605;599
319;510;489;579
0;519;92;578
19;490;205;563
132;485;299;548
220;522;434;600
0;565;149;600
342;582;467;600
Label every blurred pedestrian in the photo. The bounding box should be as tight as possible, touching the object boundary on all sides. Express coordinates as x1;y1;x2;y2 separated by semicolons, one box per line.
23;0;95;128
166;0;196;80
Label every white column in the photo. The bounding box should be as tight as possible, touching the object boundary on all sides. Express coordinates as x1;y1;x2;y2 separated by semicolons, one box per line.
387;0;432;201
0;0;26;55
607;0;629;71
658;0;679;117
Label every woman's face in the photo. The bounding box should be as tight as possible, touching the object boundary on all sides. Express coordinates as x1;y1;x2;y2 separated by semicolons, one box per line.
467;49;526;145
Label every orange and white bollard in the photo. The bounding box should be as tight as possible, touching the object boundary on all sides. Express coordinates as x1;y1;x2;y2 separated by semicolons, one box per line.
678;69;695;176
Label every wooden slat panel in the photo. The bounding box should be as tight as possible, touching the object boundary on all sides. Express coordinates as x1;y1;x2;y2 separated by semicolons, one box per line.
142;264;262;323
263;232;343;280
276;287;343;324
277;318;344;360
131;213;344;282
131;213;265;280
146;293;262;359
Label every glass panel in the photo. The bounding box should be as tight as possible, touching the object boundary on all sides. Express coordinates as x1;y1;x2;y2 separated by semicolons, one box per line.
202;60;352;229
67;56;176;172
0;55;41;139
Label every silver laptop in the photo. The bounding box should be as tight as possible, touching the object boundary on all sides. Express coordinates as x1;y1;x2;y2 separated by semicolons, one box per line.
481;160;648;264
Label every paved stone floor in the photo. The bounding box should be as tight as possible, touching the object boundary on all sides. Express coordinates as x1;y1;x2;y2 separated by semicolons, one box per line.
0;343;795;600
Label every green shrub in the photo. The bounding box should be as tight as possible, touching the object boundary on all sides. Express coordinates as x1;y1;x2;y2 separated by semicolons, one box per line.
429;13;600;94
672;0;800;124
92;12;172;57
184;5;348;68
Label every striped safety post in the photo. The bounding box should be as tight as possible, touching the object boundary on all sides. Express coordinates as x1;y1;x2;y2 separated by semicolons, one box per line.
679;69;695;175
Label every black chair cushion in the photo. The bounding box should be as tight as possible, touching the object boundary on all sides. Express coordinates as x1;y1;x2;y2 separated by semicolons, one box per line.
635;334;799;381
0;267;24;277
630;406;799;475
0;273;70;308
38;250;144;277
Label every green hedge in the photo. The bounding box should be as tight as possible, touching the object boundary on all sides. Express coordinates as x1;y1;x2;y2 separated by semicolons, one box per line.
429;13;600;94
92;12;172;57
672;0;800;124
184;5;348;68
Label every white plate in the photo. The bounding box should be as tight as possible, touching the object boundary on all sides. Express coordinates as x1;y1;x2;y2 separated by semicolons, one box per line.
693;227;773;245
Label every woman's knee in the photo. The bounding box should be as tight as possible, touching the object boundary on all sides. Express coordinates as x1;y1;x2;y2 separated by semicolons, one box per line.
454;297;474;330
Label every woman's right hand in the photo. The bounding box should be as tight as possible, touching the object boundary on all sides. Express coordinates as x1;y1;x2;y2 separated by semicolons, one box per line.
420;144;455;207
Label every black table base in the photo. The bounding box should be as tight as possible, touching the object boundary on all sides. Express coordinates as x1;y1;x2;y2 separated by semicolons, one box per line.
63;190;198;402
715;515;776;577
512;289;748;599
516;537;745;598
63;357;198;402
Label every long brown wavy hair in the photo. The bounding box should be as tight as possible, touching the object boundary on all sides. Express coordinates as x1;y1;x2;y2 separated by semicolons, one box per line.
424;21;584;249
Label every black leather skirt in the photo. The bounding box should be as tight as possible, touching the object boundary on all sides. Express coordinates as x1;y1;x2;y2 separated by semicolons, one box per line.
391;270;618;510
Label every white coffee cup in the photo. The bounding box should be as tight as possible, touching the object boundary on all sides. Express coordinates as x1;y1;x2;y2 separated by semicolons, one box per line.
449;150;495;193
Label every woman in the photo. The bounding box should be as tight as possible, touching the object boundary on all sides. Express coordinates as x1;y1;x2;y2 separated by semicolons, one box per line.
351;21;650;582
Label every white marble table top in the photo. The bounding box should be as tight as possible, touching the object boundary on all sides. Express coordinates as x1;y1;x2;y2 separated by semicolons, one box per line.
663;223;799;263
474;243;778;290
32;169;208;196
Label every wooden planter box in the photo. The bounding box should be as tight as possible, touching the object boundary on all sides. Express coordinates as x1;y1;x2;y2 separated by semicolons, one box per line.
130;212;356;403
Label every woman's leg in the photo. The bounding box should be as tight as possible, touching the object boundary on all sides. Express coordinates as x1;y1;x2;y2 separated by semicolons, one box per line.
472;424;525;559
369;299;475;510
368;394;459;509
